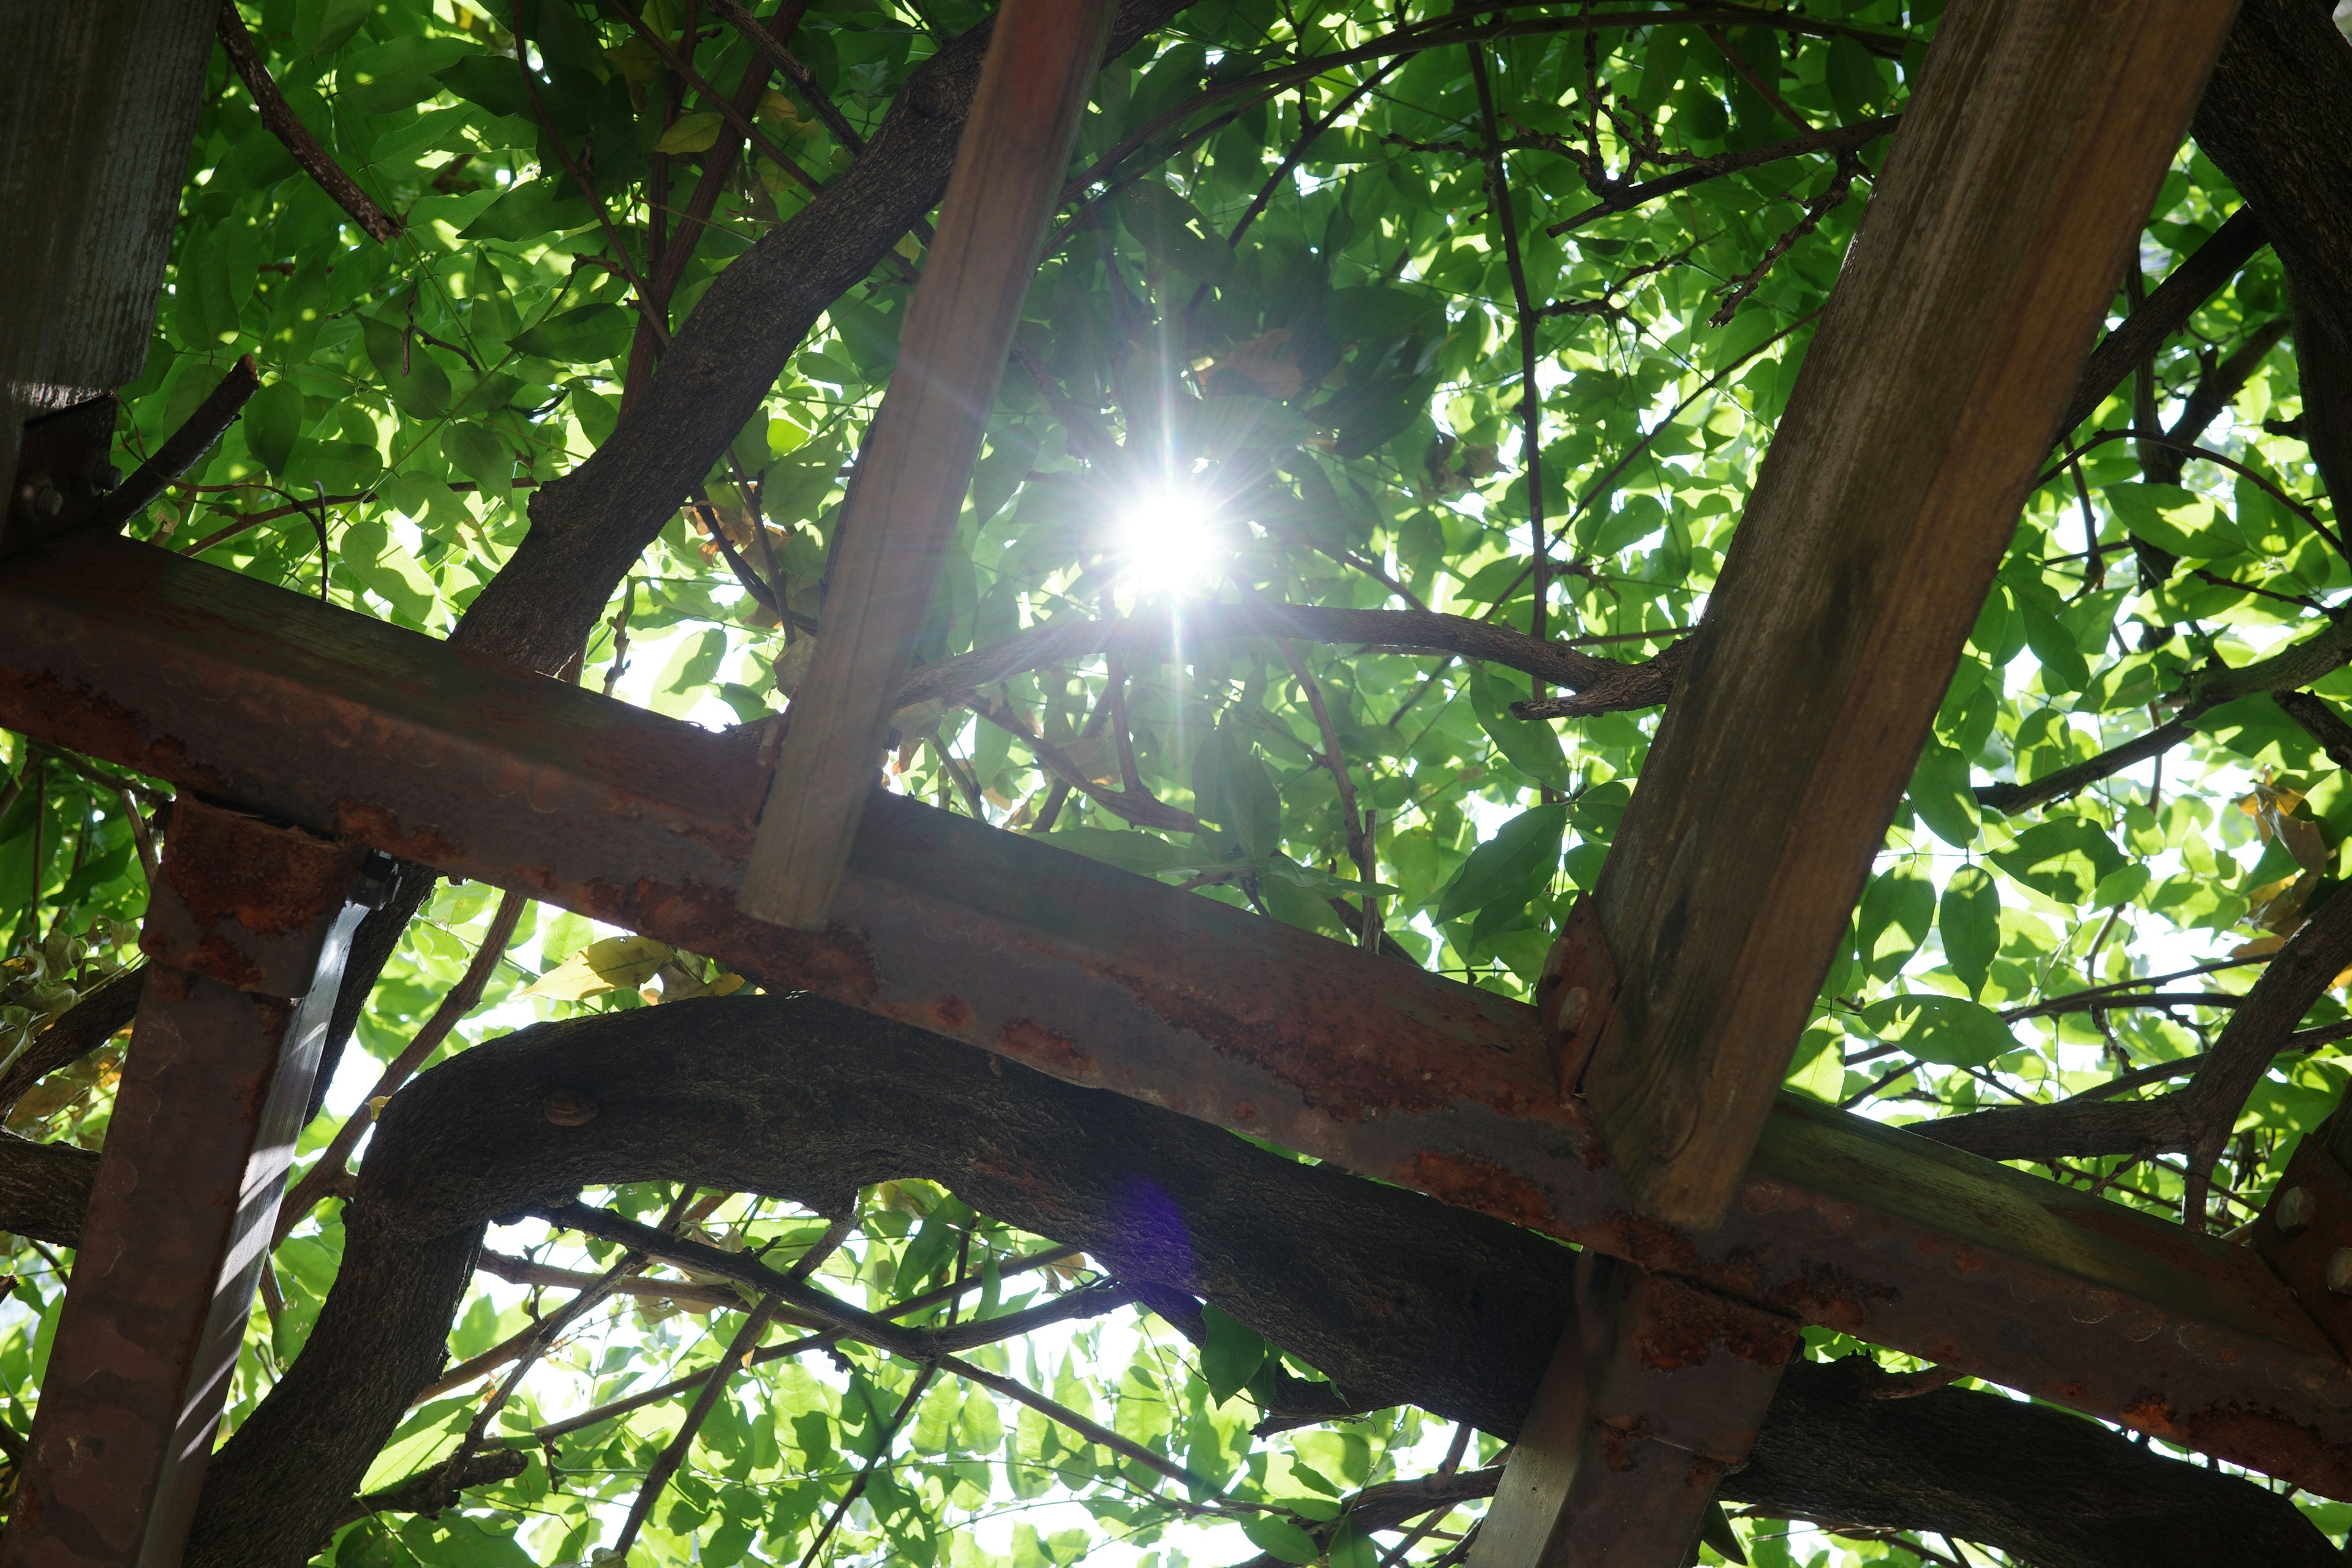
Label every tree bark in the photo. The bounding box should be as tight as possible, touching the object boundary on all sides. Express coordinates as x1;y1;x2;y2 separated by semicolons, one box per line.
449;0;1192;677
162;996;2335;1568
2190;0;2352;510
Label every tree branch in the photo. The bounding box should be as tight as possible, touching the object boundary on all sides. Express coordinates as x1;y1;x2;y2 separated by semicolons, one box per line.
0;967;142;1117
178;995;2340;1568
894;603;1680;717
104;355;262;530
213;3;401;242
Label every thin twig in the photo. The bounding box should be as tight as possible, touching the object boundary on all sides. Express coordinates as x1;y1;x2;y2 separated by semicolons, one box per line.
512;0;673;350
214;2;401;241
1467;36;1550;690
1229;61;1401;246
275;891;527;1243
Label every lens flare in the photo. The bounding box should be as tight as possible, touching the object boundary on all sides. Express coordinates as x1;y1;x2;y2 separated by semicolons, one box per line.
1112;482;1226;594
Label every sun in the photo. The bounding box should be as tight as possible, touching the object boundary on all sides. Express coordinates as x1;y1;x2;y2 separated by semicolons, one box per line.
1112;481;1227;595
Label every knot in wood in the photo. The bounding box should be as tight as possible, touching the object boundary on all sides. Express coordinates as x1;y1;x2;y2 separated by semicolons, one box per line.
542;1088;600;1127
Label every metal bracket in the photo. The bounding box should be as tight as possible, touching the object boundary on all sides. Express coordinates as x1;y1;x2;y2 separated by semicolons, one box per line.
2;393;118;559
1537;897;1619;1106
2250;1118;2352;1362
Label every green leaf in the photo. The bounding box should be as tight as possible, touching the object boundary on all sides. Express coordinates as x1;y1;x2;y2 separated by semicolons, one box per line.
440;421;512;500
244;379;303;478
360;316;452;418
1192;725;1281;861
1201;1304;1268;1406
2016;601;2089;693
1939;864;1999;1000
1239;1515;1321;1565
458;178;593;242
1120;181;1232;285
2105;482;2244;562
1856;862;1934;982
1907;741;1977;850
1435;803;1566;924
436;53;537;119
1471;669;1570;790
307;0;373;56
655;110;725;154
1860;993;2018;1068
510;303;633;364
1784;1025;1844;1102
2091;863;2152;908
1990;817;2125;903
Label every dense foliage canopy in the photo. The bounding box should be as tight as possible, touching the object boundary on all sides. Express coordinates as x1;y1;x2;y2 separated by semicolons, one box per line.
4;0;2352;1565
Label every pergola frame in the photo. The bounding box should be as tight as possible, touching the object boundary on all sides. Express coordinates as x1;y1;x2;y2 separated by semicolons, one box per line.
2;0;2342;1562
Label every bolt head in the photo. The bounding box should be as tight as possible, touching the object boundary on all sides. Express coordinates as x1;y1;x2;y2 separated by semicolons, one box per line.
2326;1247;2352;1296
15;474;62;519
2280;1185;2316;1236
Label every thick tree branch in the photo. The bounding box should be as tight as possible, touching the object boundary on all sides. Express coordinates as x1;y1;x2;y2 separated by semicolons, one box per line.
176;996;2337;1568
1977;611;2352;814
2057;207;2269;438
1924;882;2352;1180
451;0;1196;676
0;1131;95;1246
2190;0;2352;512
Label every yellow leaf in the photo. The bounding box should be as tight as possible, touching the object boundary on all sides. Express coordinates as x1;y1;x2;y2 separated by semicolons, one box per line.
757;89;804;128
2233;934;2288;959
1202;328;1304;400
654;111;725;154
605;36;662;85
522;934;676;1000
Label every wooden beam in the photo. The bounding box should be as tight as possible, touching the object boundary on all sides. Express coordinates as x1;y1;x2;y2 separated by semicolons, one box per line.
6;533;2352;1496
1;0;217;541
1470;1256;1795;1568
1573;0;2245;1229
0;799;368;1568
738;0;1113;930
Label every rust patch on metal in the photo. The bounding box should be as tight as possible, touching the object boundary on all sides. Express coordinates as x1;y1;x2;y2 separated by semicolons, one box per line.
1596;1213;1700;1280
598;876;884;1009
332;800;462;864
1630;1276;1801;1373
1404;1152;1553;1229
1762;1261;1893;1336
159;797;355;937
930;997;973;1031
995;1019;1095;1079
1093;953;1555;1125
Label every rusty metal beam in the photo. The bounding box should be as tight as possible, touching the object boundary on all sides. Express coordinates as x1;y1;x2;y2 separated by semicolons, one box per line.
0;796;369;1568
1470;1257;1795;1568
1574;0;2244;1229
3;531;2352;1493
741;0;1112;930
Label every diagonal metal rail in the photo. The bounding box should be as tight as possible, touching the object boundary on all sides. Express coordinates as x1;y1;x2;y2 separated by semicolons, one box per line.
2;530;2350;1494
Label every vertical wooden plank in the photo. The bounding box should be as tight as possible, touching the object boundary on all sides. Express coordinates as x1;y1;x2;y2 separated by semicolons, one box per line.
1;0;216;548
1469;1255;1796;1568
738;0;1115;929
0;801;366;1568
1576;0;2243;1228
